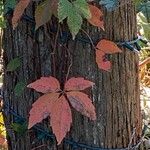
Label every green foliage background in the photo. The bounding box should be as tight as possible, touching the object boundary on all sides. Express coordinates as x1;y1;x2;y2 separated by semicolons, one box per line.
0;1;5;28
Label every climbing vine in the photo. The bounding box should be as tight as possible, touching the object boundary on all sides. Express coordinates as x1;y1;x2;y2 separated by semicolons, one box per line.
4;0;137;146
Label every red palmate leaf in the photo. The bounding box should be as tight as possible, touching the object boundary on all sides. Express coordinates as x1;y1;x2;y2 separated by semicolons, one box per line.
96;39;122;54
28;93;59;129
96;50;111;71
28;76;96;145
12;0;31;29
65;77;94;91
88;4;104;29
67;91;96;120
51;95;72;145
27;76;60;93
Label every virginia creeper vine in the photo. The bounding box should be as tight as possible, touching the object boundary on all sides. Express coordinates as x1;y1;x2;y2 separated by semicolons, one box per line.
10;0;123;145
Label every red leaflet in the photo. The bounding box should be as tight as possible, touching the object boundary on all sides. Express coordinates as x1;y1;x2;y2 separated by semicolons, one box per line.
28;93;59;129
96;39;122;54
88;4;104;29
96;50;111;71
28;76;96;144
65;77;94;91
27;76;60;93
96;39;122;71
12;0;30;29
67;91;96;120
51;96;72;145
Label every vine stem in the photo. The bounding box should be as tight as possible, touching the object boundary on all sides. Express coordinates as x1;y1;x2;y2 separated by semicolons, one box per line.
81;29;96;50
81;29;107;52
81;28;122;56
80;28;112;53
53;24;60;54
58;27;73;83
52;24;60;77
64;45;73;83
31;144;47;150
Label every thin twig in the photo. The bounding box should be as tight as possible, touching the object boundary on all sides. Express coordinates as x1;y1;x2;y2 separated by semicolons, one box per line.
81;29;96;49
52;24;60;77
31;144;47;150
64;45;73;82
53;24;60;54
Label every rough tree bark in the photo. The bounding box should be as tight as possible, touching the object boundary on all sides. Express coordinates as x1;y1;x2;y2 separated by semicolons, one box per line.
2;0;142;150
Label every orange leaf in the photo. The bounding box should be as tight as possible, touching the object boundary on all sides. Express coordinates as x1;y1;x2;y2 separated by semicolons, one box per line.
27;76;60;93
96;50;111;71
28;93;59;129
67;91;96;120
65;77;94;91
96;39;122;54
12;0;30;29
51;95;72;145
88;4;104;29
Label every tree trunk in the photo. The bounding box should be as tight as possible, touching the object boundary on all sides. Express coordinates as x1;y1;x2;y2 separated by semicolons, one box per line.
2;0;142;150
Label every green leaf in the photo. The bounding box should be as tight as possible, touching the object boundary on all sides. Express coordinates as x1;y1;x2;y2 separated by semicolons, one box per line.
67;10;82;39
35;0;58;30
7;57;21;72
4;0;16;13
73;0;91;19
136;1;150;22
11;123;27;135
58;0;72;22
14;81;26;96
134;0;142;5
58;0;87;38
